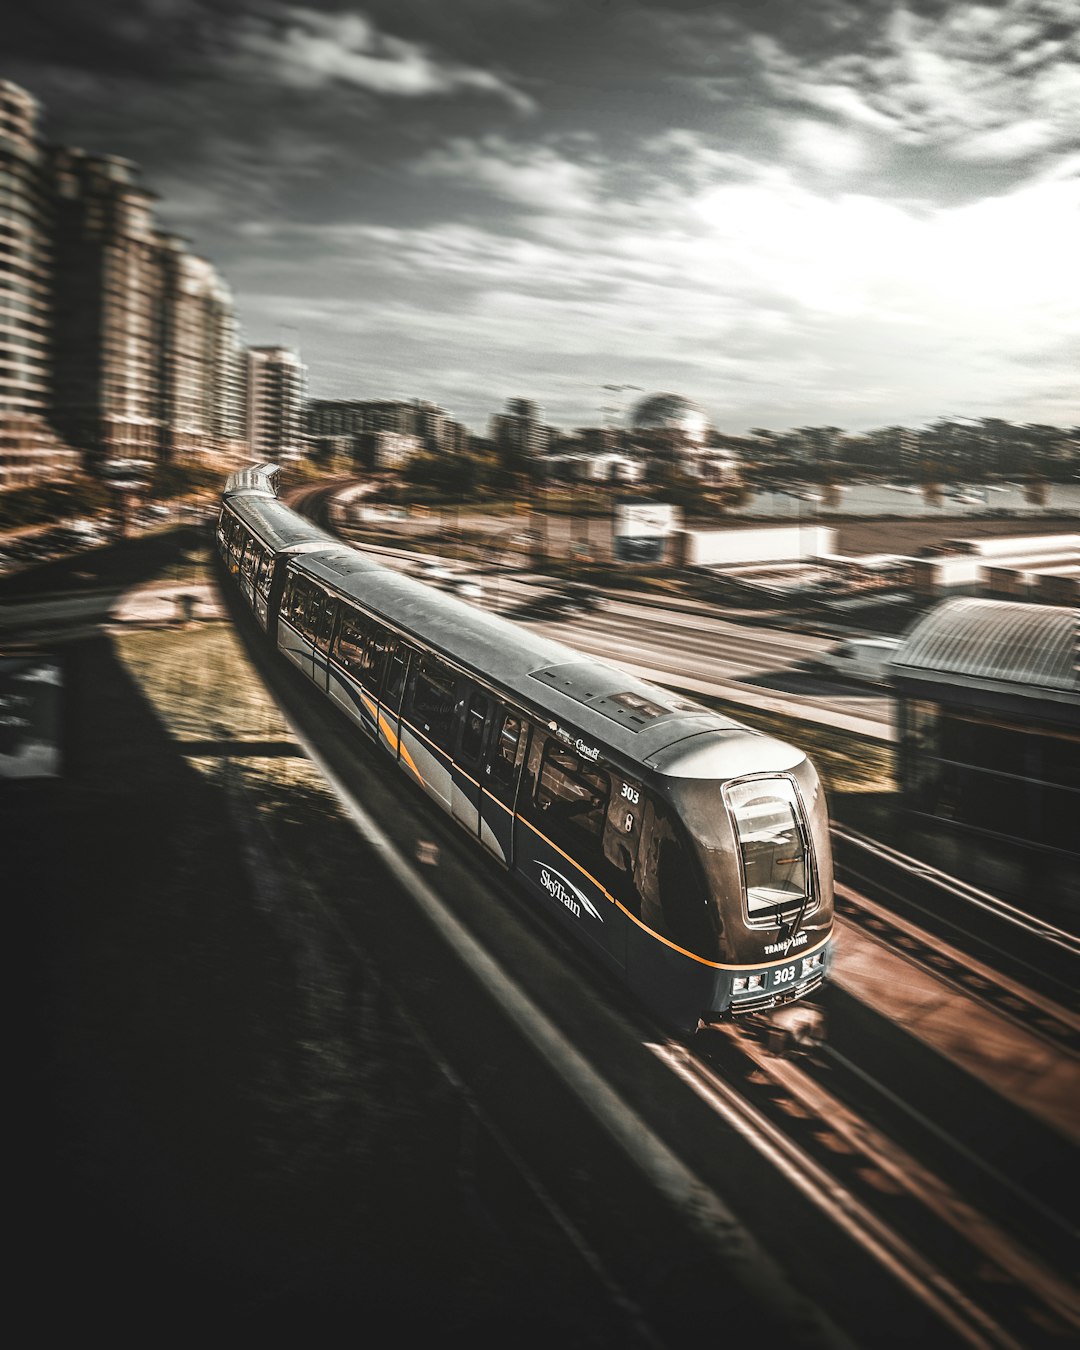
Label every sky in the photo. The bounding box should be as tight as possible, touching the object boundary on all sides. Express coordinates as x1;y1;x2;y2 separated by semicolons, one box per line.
5;0;1079;435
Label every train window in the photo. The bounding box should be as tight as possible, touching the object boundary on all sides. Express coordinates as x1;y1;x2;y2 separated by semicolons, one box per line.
534;741;608;845
458;687;491;767
335;608;371;677
241;538;259;579
282;575;304;626
315;596;337;650
382;642;411;711
299;586;322;640
724;777;809;916
365;625;393;698
638;796;716;957
487;712;523;793
404;655;458;749
256;551;273;596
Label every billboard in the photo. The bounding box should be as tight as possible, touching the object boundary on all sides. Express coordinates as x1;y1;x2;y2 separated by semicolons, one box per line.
0;654;63;779
613;501;680;563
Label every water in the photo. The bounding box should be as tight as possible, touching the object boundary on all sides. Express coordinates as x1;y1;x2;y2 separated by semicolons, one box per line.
746;482;1080;519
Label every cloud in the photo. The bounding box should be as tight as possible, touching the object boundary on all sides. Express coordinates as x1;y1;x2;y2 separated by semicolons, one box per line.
784;118;866;173
257;125;1078;430
415;136;599;212
953;118;1060;161
226;6;535;113
749;2;1080;168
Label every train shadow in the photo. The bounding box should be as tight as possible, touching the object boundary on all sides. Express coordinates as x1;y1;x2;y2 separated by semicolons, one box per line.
0;522;210;601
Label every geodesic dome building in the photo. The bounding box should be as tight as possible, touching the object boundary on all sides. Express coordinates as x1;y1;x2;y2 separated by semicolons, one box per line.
630;393;709;446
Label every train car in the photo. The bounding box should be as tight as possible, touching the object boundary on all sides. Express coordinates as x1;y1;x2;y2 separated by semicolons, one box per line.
218;476;835;1036
218;464;343;633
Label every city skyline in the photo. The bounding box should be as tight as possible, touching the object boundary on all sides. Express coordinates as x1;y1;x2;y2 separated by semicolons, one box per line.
6;1;1078;435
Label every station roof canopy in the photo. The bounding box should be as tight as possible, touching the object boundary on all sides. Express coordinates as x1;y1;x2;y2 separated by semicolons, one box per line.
892;598;1078;702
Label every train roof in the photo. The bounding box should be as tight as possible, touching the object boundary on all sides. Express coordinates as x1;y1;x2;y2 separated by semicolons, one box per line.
225;486;342;554
294;546;777;773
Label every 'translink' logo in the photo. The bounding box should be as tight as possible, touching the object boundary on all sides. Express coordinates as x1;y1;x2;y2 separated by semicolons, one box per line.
764;931;809;955
535;863;605;923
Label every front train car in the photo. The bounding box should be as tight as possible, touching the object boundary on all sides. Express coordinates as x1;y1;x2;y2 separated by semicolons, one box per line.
636;728;833;1031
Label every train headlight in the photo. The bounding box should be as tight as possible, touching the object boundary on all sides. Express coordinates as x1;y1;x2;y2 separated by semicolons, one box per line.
801;953;823;976
733;976;748;994
747;974;764;991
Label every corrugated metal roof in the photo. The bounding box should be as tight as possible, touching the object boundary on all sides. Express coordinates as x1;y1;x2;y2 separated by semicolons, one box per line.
893;598;1078;695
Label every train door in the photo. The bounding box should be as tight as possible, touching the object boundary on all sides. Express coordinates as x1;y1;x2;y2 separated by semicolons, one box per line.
297;586;323;683
279;573;312;676
477;708;529;864
266;555;292;643
398;653;459;810
377;639;412;759
451;684;492;833
512;732;621;967
254;550;273;629
312;594;339;691
243;537;261;609
603;772;645;915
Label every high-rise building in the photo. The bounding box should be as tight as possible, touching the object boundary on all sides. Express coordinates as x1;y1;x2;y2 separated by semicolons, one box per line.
206;274;245;448
49;147;167;462
159;236;245;458
491;396;551;464
0;80;79;489
0;79;249;482
160;234;215;456
246;346;306;460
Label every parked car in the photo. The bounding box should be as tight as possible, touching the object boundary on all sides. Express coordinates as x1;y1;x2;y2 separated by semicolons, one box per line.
557;582;607;613
417;558;455;584
809;636;902;685
447;576;484;602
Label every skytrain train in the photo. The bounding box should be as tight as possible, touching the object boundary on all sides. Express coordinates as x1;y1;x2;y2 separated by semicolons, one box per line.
216;464;835;1035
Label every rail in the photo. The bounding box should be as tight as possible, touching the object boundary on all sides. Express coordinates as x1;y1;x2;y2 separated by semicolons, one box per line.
831;823;1080;1009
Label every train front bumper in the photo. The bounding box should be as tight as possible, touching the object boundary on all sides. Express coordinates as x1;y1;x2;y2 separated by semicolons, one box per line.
728;941;832;1015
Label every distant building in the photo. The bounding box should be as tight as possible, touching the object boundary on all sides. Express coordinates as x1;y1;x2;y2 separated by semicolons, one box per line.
0;80;79;489
546;451;643;483
246;346;306;461
304;396;470;465
360;430;423;471
490;396;551;464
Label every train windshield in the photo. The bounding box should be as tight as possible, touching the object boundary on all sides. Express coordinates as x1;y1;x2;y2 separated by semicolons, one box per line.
724;777;809;915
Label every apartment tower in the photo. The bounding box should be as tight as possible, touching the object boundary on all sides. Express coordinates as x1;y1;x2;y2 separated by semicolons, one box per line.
0;80;79;488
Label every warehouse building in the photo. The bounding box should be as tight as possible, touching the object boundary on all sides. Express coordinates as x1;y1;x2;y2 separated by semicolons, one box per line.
891;598;1078;875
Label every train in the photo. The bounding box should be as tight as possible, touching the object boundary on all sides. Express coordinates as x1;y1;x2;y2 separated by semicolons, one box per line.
216;464;835;1036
